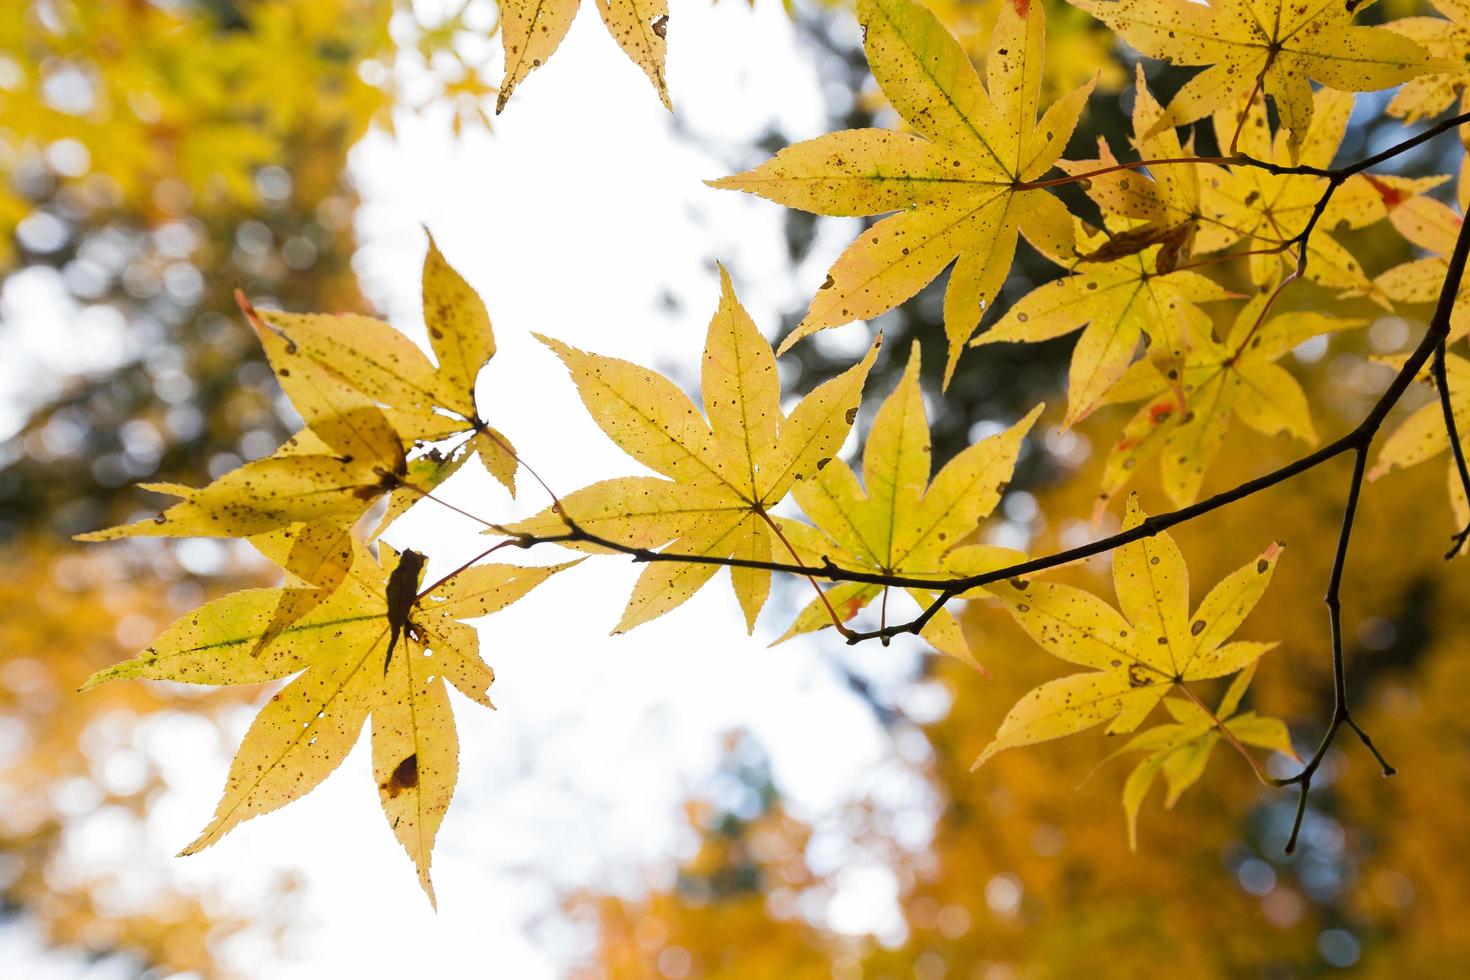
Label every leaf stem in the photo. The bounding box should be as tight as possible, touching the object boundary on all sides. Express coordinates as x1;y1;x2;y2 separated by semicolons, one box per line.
1176;683;1275;788
759;509;858;640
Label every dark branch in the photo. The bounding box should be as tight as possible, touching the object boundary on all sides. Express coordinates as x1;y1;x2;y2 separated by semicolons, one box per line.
1273;192;1470;851
1431;340;1470;558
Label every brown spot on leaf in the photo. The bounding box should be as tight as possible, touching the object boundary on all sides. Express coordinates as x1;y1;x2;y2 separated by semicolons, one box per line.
383;753;419;798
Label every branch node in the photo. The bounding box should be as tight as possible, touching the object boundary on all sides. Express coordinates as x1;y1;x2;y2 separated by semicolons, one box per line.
1345;715;1396;776
1447;525;1470;561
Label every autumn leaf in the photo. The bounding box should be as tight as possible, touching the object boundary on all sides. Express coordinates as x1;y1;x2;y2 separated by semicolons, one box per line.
974;494;1282;768
1074;0;1443;160
712;0;1092;384
770;342;1038;665
1375;175;1470;343
78;234;519;543
1106;664;1296;849
74;418;406;542
975;218;1237;426
1094;288;1363;510
81;541;576;903
1198;88;1391;297
1385;0;1470;125
497;0;671;112
973;67;1243;420
1369;350;1470;536
1056;67;1230;262
503;268;879;633
250;232;519;495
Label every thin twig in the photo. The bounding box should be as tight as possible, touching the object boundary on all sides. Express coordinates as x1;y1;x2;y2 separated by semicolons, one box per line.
1431;340;1470;558
1272;196;1470;852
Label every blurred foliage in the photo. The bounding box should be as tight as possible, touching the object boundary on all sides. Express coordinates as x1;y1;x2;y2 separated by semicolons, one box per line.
0;0;507;538
0;539;295;977
0;0;498;972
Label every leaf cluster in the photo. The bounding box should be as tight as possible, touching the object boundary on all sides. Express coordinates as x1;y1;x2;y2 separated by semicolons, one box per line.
73;0;1470;904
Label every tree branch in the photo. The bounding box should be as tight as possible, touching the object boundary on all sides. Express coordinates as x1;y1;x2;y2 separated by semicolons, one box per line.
1431;340;1470;558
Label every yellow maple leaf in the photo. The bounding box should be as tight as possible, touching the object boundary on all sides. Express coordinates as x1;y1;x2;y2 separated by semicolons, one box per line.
712;0;1093;385
1055;67;1229;261
982;67;1242;415
77;235;517;544
75;415;407;541
771;342;1040;665
1369;350;1470;535
1094;289;1363;510
974;494;1283;768
1199;88;1393;296
1074;0;1443;160
1385;0;1470;125
81;541;575;903
504;269;880;633
1375;175;1470;343
497;0;671;112
974;221;1237;427
1105;664;1296;849
250;233;519;500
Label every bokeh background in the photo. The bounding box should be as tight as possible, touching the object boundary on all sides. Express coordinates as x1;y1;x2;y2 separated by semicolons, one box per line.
2;0;1467;976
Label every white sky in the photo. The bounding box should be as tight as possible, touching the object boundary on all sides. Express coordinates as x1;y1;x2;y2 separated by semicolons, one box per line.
6;3;952;976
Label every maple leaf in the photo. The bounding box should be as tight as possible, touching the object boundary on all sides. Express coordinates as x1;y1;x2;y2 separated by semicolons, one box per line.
497;0;671;113
81;541;576;903
974;221;1237;427
76;236;516;545
976;67;1244;418
1385;0;1470;125
711;0;1094;384
1093;289;1363;510
1074;0;1443;160
770;343;1039;665
250;233;520;499
1368;350;1470;537
1055;67;1229;261
245;521;357;657
974;494;1283;768
504;269;880;633
1104;664;1296;849
74;414;407;541
1198;88;1391;297
1375;176;1470;344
